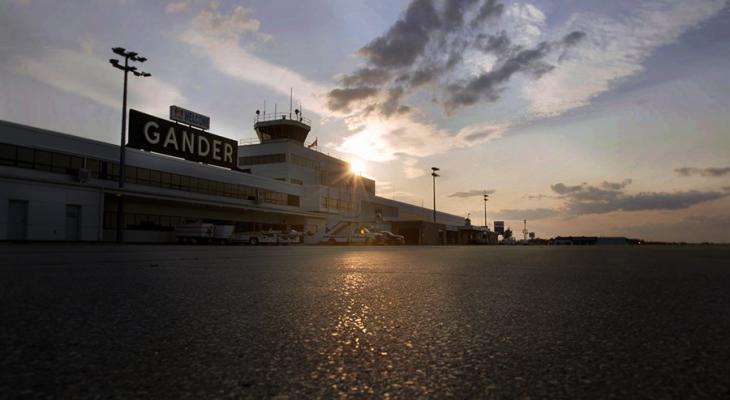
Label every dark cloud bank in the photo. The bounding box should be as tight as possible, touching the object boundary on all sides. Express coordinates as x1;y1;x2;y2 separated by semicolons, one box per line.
675;166;730;177
327;0;586;117
494;179;729;220
555;179;728;215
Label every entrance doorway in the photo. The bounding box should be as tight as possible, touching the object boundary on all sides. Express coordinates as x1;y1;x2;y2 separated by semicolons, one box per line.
65;205;82;241
7;200;29;240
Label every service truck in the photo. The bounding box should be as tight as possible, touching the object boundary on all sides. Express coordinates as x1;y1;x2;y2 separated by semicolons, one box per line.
233;230;301;245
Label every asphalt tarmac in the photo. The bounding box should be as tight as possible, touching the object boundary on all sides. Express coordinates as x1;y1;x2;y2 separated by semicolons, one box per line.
1;244;729;399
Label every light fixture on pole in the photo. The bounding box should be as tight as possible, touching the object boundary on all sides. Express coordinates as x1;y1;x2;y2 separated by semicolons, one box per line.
109;47;151;243
431;167;440;223
483;192;489;230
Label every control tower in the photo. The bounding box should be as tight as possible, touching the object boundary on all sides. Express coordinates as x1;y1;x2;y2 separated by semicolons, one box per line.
254;109;311;144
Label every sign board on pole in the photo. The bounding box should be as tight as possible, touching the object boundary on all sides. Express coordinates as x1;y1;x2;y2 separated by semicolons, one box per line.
128;109;238;170
494;221;505;234
170;105;210;130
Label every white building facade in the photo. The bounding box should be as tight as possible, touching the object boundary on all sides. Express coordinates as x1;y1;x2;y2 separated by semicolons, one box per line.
1;113;464;243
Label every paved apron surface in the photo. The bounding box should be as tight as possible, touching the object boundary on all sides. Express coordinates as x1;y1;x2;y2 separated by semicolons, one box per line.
1;245;729;398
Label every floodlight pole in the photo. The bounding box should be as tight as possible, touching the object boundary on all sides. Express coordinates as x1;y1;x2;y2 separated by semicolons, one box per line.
431;167;440;223
483;193;489;229
119;56;129;191
110;48;150;243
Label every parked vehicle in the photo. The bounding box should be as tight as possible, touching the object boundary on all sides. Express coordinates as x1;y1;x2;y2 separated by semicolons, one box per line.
500;237;518;245
233;230;301;245
175;222;215;244
321;226;383;245
175;223;300;245
379;231;405;245
213;225;235;244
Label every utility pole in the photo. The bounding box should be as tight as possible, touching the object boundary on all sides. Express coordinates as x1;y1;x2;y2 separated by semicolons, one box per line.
483;192;489;230
109;47;151;243
431;167;440;223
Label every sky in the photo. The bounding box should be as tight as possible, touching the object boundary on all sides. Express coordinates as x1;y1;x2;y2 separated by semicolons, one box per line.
1;0;729;242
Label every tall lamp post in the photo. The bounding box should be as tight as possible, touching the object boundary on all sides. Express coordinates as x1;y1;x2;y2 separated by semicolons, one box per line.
431;167;440;223
109;47;151;243
483;192;489;230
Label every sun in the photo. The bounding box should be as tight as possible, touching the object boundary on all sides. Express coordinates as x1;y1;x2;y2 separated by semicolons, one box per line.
350;158;366;175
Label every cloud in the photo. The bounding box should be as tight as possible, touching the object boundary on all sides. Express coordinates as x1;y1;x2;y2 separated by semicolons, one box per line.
492;208;560;220
444;40;559;110
449;189;495;198
329;0;588;117
166;0;191;13
600;179;632;190
327;87;379;113
471;0;504;27
380;87;411;117
9;48;185;114
492;178;728;222
551;180;636;203
675;167;730;177
561;31;586;46
339;68;392;87
325;0;595;164
565;190;729;215
178;5;330;115
324;0;726;170
524;0;727;117
550;182;585;194
550;179;729;216
501;3;545;47
402;157;427;178
358;0;442;68
336;118;509;161
184;5;263;41
523;193;558;201
475;31;511;55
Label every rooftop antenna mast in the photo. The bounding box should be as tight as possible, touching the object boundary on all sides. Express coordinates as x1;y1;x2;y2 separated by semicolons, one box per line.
289;88;293;119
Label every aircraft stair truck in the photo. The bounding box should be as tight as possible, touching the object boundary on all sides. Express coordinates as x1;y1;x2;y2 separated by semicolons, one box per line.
318;219;352;244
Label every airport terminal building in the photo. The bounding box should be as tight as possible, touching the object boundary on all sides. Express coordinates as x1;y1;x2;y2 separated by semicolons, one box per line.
0;107;477;244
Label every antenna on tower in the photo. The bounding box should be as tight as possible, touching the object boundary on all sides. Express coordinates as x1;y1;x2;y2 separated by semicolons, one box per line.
523;219;529;241
263;101;266;115
290;88;293;119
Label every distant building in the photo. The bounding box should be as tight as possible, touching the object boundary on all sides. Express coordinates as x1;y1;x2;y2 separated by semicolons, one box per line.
550;236;632;245
596;237;629;245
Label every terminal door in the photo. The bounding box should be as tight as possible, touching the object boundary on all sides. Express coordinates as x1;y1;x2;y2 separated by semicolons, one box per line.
7;200;28;240
65;205;82;241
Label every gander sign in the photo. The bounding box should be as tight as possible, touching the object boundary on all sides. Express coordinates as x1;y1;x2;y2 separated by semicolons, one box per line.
128;109;238;170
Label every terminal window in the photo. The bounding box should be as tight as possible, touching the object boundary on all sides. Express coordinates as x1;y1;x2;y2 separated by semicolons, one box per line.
238;153;286;166
0;143;83;175
291;154;320;170
0;142;300;209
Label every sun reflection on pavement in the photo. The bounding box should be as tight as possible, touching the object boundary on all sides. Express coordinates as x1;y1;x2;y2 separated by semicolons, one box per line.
318;253;386;396
292;249;454;397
